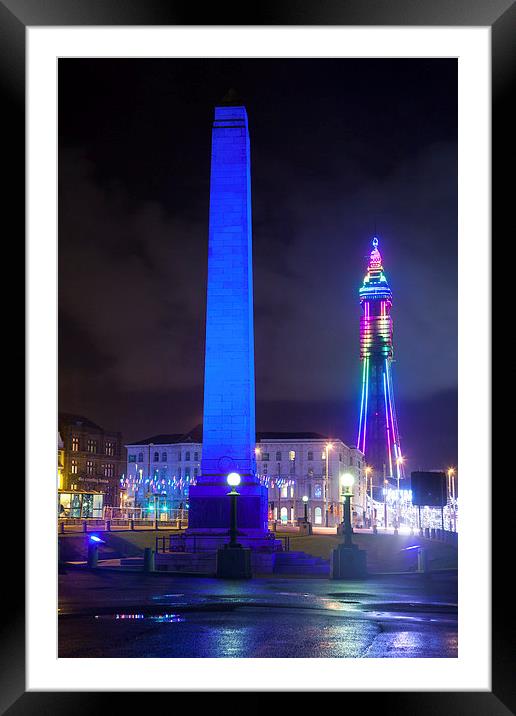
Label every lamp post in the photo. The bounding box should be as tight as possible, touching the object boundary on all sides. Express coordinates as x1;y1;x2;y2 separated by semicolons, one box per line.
325;442;333;527
365;466;373;529
302;495;309;523
340;473;355;547
448;467;456;532
395;455;404;533
227;472;241;548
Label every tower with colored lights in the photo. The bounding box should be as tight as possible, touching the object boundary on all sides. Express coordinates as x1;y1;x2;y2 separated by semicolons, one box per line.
357;237;404;492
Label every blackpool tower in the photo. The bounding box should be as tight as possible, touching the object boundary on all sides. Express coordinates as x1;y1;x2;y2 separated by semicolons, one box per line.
357;236;404;493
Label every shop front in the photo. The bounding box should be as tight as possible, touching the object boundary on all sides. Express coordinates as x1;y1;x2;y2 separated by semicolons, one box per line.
58;490;104;518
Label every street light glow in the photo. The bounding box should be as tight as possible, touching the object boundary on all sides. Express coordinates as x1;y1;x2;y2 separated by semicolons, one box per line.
340;473;355;488
302;495;308;503
227;472;241;487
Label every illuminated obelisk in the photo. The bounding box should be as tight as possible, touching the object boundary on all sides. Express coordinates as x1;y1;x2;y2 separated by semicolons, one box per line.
187;94;268;537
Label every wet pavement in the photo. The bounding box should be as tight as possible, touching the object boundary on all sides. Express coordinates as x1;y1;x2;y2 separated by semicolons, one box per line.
58;570;457;658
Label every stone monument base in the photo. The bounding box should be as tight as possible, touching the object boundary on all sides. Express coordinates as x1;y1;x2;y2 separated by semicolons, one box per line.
216;546;252;579
331;543;367;580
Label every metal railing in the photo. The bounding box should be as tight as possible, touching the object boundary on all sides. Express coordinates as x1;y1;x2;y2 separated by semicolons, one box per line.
155;531;282;554
58;516;188;533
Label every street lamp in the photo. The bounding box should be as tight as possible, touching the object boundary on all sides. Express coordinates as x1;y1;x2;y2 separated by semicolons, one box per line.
325;442;333;527
340;472;355;547
227;472;241;548
448;467;456;532
365;466;374;530
302;495;309;523
395;455;404;533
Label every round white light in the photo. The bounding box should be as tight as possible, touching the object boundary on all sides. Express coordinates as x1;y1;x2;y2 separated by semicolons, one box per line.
340;473;355;488
227;472;241;487
302;495;308;503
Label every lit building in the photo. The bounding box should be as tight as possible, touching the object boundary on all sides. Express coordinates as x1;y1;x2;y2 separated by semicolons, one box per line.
58;413;125;507
357;236;405;496
123;426;202;517
57;431;65;490
124;427;366;527
256;433;366;527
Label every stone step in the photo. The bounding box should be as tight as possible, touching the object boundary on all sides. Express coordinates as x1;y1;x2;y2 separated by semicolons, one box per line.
273;563;330;576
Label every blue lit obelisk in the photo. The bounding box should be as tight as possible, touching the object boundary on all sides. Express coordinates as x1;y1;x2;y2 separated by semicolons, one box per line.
187;94;268;536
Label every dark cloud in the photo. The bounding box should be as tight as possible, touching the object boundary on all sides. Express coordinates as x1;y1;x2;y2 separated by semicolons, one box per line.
59;58;457;467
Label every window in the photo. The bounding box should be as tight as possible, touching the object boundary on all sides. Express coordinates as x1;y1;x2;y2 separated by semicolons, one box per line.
308;468;314;477
349;456;354;466
280;507;288;524
178;451;182;461
104;464;114;477
289;450;295;461
263;464;268;475
154;452;159;462
138;452;144;462
290;487;294;498
71;459;78;475
308;483;312;498
105;441;114;456
314;484;322;499
262;452;270;461
178;467;181;478
281;486;288;498
307;451;313;461
185;467;191;479
185;451;191;461
276;451;282;461
194;467;198;478
71;436;79;452
194;452;199;461
128;454;137;463
314;506;322;525
339;452;343;462
87;439;97;453
162;452;167;462
86;460;94;476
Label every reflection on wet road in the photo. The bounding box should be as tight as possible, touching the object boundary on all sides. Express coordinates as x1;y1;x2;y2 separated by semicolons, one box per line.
59;570;457;658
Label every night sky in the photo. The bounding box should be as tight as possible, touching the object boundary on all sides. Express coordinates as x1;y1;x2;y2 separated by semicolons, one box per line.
58;59;457;470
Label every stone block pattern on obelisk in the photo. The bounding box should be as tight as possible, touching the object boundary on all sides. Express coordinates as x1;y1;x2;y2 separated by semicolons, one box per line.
187;104;267;532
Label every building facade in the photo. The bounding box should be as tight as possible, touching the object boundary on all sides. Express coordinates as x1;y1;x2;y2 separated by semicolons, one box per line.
123;426;202;518
256;433;366;527
124;427;366;527
58;413;126;507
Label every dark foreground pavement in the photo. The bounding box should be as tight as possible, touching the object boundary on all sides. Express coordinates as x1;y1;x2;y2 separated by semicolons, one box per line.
58;569;457;658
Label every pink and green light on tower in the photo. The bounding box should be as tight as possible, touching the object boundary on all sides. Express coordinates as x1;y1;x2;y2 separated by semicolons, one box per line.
357;237;404;487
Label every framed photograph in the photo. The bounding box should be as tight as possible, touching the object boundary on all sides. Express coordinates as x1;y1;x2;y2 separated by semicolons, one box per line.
5;0;510;710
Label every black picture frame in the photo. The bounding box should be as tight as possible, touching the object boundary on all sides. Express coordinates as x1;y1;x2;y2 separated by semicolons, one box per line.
5;0;510;711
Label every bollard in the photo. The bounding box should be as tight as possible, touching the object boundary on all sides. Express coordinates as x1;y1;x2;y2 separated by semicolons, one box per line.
106;519;111;532
83;520;88;533
417;547;428;573
424;527;430;538
130;519;135;531
430;528;436;539
87;542;99;568
143;547;155;573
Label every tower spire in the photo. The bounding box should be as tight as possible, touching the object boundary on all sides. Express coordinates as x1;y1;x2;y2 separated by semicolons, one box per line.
357;234;404;493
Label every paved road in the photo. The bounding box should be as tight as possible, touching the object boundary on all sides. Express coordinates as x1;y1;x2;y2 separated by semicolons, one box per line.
58;569;457;658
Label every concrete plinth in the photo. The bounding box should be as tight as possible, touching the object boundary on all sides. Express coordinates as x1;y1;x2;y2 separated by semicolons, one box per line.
297;521;313;535
331;544;367;580
187;482;268;532
216;546;252;579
